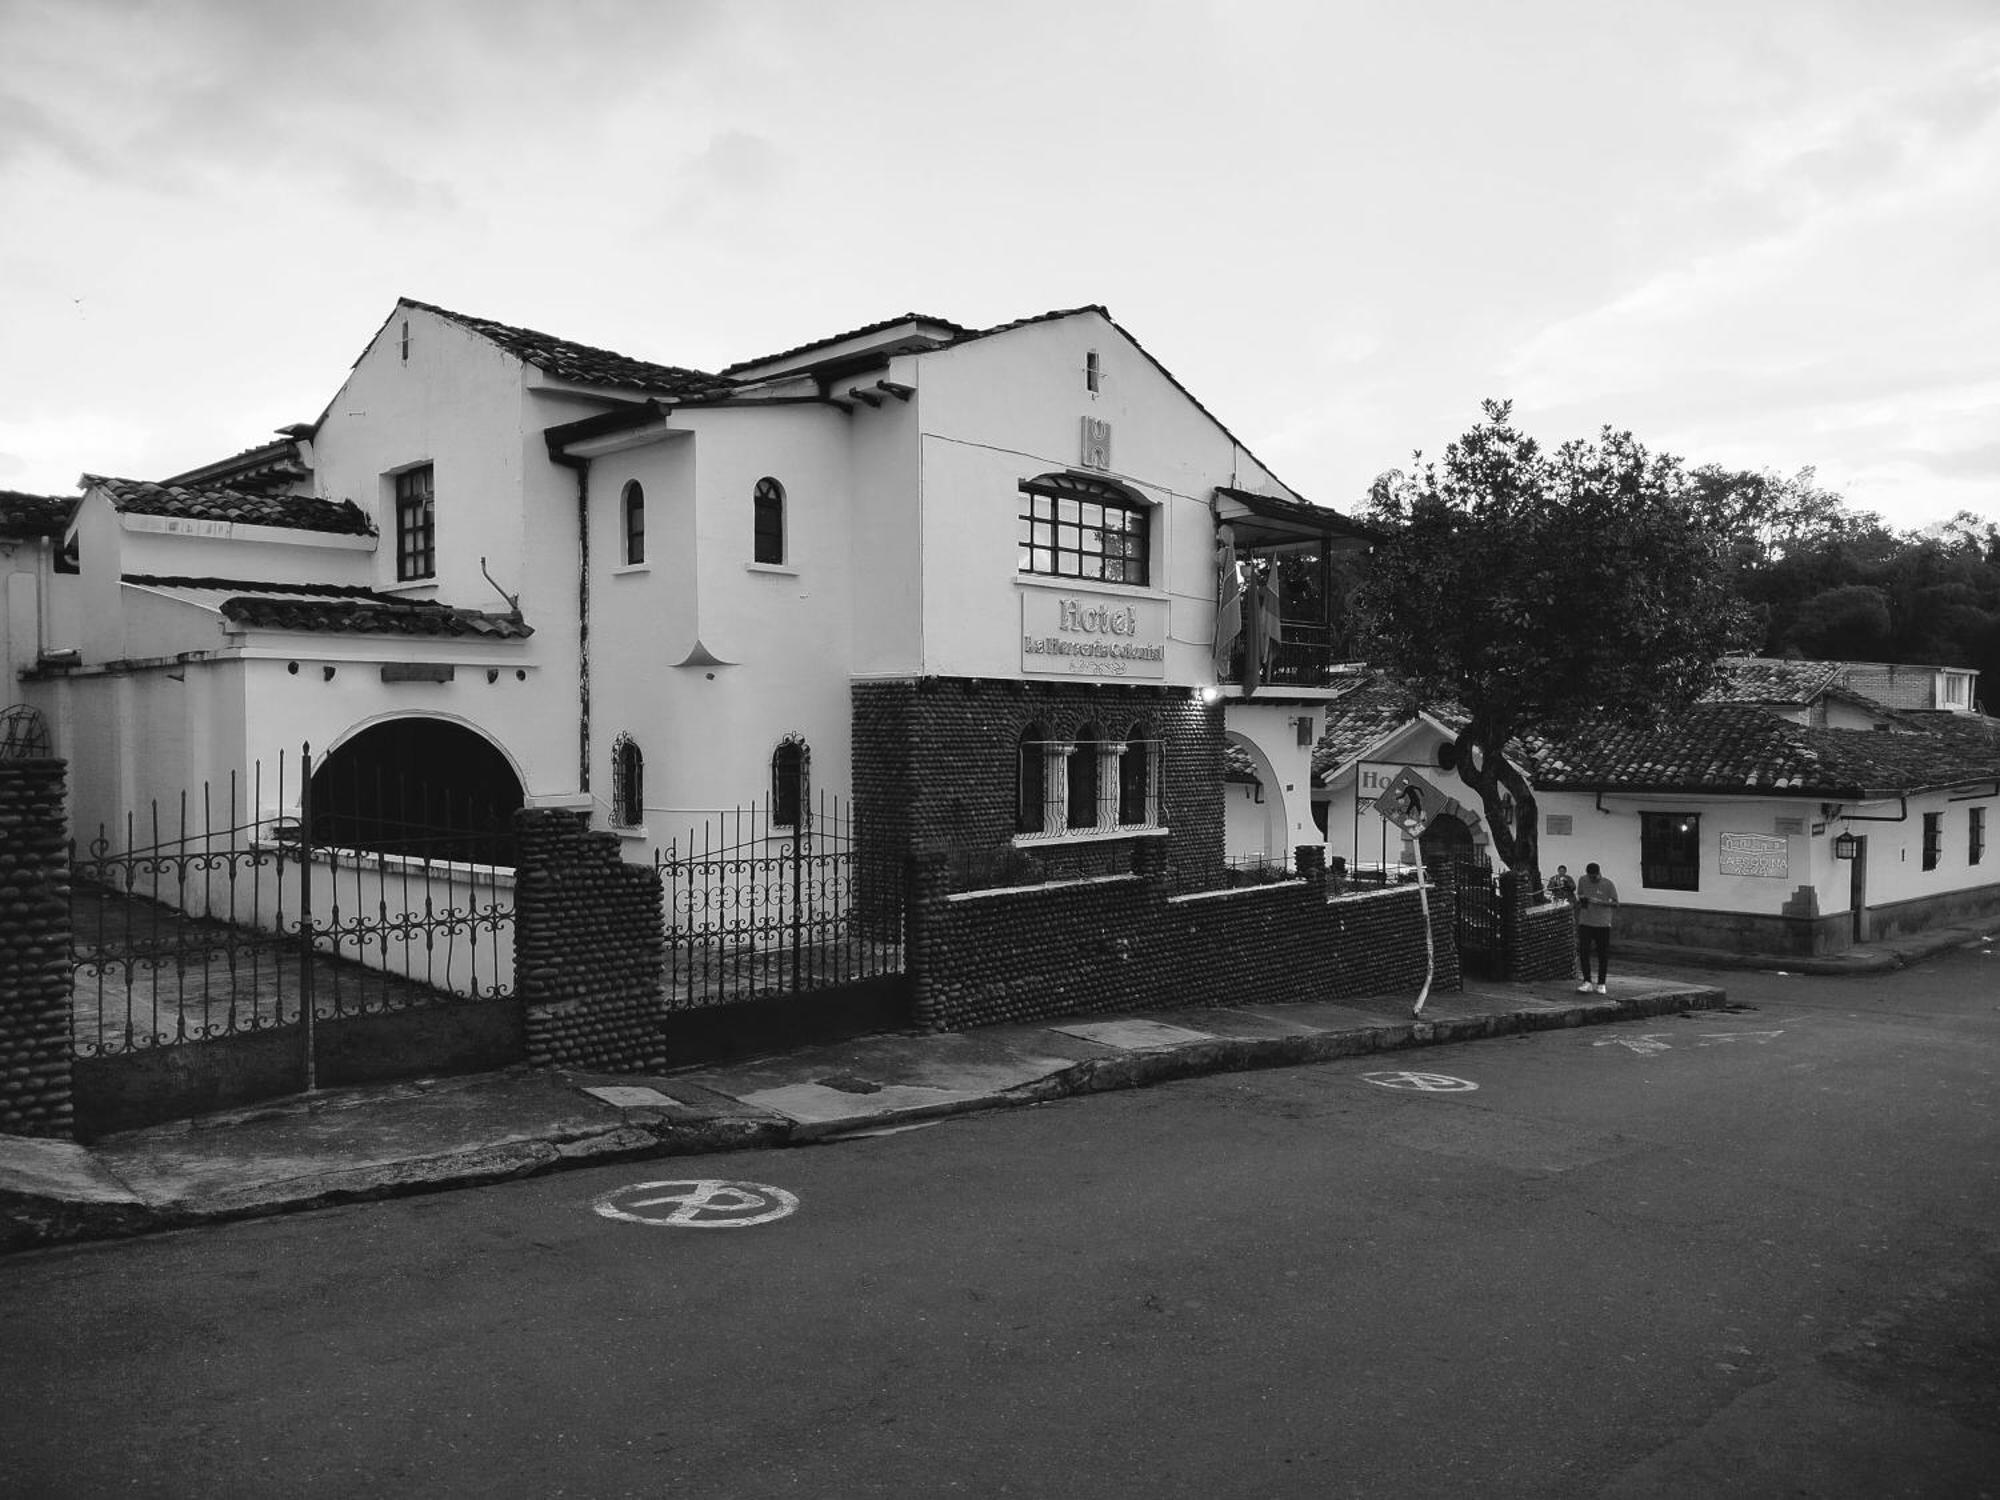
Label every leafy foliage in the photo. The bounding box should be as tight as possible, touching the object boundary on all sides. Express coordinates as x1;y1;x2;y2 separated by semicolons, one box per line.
1358;401;1749;886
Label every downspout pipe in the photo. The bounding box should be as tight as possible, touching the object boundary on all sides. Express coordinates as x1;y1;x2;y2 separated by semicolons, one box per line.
550;448;591;798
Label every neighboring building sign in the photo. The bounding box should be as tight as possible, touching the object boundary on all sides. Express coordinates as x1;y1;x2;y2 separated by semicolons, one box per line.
1020;590;1167;678
1718;831;1789;878
1079;416;1113;470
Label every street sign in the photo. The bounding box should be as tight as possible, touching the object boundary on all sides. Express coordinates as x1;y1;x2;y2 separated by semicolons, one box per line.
1369;767;1441;835
593;1179;800;1228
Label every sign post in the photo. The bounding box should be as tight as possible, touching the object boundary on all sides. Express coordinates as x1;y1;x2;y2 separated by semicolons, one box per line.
1370;768;1437;1018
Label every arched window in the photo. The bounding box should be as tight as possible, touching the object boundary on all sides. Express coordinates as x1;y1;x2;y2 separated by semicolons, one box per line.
611;734;644;828
1067;724;1105;832
754;477;786;565
771;735;808;829
622;480;645;565
1119;721;1159;827
1016;473;1149;586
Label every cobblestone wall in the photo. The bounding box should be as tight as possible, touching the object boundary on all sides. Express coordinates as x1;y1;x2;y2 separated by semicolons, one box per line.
514;808;666;1072
0;759;73;1138
918;849;1458;1031
1503;873;1577;981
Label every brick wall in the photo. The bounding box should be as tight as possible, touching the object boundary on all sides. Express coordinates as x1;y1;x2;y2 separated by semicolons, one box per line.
853;677;1225;900
515;808;666;1072
0;759;74;1138
918;854;1458;1031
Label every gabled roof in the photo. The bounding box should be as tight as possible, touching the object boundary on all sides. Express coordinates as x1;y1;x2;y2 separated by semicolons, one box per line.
161;438;311;495
87;476;374;537
720;312;973;377
1312;676;1427;783
0;489;76;540
123;576;532;639
401;298;734;399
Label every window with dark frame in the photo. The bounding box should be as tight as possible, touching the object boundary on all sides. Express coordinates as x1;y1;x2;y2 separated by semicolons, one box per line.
754;477;785;565
1118;723;1159;827
611;735;643;828
1972;806;1987;865
622;480;645;566
1639;811;1700;890
1923;811;1942;870
395;465;435;581
1017;725;1051;835
1016;473;1148;586
1067;726;1104;832
771;736;808;829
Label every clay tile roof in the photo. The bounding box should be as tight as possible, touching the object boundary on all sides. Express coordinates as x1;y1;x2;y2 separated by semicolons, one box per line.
719;312;972;376
1312;676;1423;783
87;476;373;537
1704;656;1842;705
122;576;531;639
403;298;734;398
0;489;76;539
1528;703;2000;796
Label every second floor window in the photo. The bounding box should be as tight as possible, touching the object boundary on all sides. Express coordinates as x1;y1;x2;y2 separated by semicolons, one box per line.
1017;473;1148;586
395;465;435;581
622;480;645;565
754;477;785;565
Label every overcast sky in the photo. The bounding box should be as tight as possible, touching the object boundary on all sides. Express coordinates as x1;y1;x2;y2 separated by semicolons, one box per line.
2;0;1995;533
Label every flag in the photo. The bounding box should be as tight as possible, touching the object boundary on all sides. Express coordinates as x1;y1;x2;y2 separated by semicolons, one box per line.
1212;532;1243;679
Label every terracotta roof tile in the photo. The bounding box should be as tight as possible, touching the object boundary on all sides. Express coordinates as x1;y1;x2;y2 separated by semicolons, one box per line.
0;490;76;539
1312;676;1424;783
122;575;531;640
1705;657;1841;705
403;298;734;398
88;476;373;537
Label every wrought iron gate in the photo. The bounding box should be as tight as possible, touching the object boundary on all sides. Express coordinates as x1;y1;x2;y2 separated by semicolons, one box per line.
70;750;515;1123
654;794;902;1009
1452;857;1502;977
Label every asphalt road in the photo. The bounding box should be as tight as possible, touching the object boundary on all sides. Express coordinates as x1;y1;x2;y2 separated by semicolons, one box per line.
5;942;1998;1499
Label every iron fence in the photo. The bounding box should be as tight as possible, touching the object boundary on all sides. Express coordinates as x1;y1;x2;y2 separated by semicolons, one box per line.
1452;857;1502;971
70;749;514;1071
654;793;902;1008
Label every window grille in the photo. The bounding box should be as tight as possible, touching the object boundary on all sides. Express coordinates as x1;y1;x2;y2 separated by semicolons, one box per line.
1639;811;1699;890
754;477;785;565
622;480;645;565
611;734;644;828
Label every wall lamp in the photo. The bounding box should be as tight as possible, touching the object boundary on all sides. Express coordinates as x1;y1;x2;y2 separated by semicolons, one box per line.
1833;831;1860;860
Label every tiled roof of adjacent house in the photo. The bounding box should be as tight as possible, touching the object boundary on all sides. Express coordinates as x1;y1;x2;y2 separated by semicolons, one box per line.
1706;656;1841;705
161;438;312;495
1526;704;2000;796
402;298;735;398
0;490;76;539
87;476;374;537
719;312;974;376
123;576;533;640
1311;676;1426;783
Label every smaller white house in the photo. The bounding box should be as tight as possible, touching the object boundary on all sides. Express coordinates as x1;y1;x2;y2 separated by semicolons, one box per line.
1;491;78;744
1313;659;2000;955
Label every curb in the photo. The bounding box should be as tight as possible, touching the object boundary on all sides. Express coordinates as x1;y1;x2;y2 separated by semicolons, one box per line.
2;988;1723;1254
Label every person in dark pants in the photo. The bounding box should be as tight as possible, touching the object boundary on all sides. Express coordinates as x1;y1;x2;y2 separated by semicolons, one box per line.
1575;862;1618;993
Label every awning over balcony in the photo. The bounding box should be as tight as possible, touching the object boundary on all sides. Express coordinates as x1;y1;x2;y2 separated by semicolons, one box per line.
1212;487;1381;553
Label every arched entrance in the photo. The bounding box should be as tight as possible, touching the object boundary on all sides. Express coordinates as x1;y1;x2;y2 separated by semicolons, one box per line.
310;718;525;865
1418;812;1478;868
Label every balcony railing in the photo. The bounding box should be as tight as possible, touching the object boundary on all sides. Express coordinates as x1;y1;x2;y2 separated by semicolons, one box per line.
1219;621;1354;690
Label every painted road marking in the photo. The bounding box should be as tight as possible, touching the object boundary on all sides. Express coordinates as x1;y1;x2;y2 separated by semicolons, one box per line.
593;1180;799;1228
1595;1033;1674;1055
1362;1071;1479;1092
1594;1029;1785;1056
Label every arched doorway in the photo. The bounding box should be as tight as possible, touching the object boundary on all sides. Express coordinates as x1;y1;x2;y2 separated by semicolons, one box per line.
1418;812;1478;869
310;718;525;865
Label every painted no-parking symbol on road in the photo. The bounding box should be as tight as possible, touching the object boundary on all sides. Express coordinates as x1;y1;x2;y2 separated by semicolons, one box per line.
1362;1070;1479;1092
593;1179;800;1228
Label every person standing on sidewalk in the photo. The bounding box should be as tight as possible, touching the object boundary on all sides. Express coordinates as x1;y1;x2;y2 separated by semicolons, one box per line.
1575;862;1618;993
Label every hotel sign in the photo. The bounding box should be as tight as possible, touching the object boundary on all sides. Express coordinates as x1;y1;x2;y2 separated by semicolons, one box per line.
1021;590;1168;678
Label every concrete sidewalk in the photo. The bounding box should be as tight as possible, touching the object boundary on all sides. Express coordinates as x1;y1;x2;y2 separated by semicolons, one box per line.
1619;917;1998;976
2;970;1736;1255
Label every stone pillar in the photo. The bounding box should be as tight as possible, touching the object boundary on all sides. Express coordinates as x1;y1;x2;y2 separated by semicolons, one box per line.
1294;844;1326;894
0;759;74;1138
515;808;667;1073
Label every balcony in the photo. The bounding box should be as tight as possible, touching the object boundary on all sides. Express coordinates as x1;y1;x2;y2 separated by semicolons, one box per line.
1211;487;1379;695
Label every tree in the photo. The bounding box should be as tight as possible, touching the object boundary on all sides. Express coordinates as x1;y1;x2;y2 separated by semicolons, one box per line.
1358;400;1749;890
